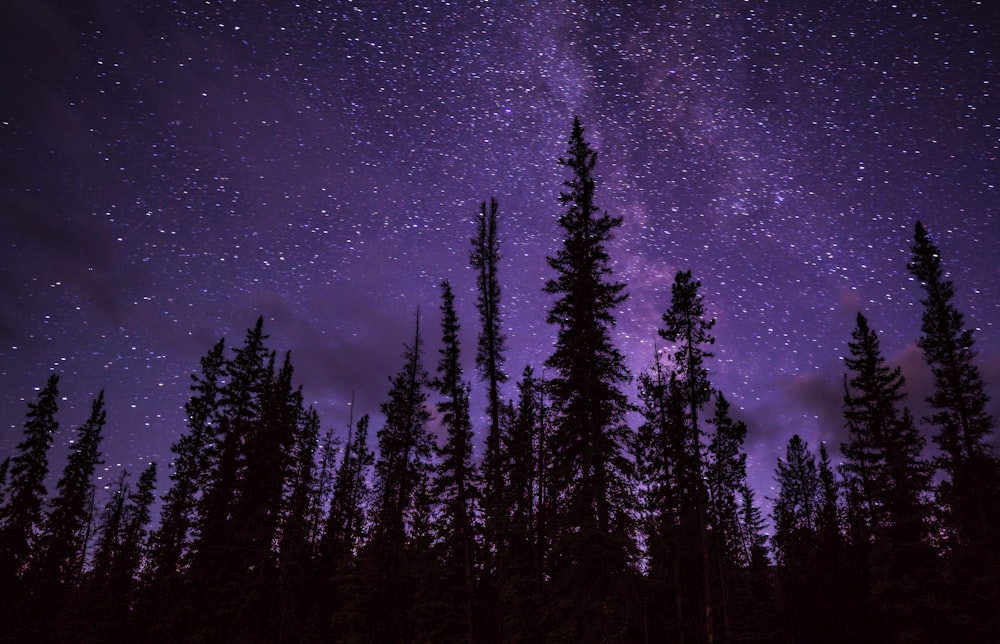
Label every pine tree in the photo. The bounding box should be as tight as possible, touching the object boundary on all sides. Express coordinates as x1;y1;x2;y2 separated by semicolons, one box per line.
148;338;225;581
184;318;275;641
87;462;157;640
705;391;748;639
772;435;824;641
324;413;374;639
33;390;106;589
431;279;478;642
0;374;60;586
496;366;546;643
470;197;508;566
840;312;936;640
363;313;433;642
322;414;373;566
907;222;999;635
907;221;995;470
543;116;635;641
659;269;716;643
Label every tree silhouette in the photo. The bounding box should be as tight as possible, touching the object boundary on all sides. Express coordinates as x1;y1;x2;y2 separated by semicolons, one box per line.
0;375;59;588
907;220;1000;636
659;269;716;643
543;116;636;641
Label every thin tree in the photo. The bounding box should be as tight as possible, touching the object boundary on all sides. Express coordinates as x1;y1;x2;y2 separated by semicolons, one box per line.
363;312;433;642
907;221;999;606
470;196;508;564
148;338;225;580
660;269;716;644
431;279;478;642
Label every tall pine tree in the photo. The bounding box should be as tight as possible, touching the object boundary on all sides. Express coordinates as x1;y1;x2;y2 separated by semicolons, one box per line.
907;221;999;636
659;269;717;644
431;279;478;643
470;197;508;567
0;375;60;587
33;390;106;590
840;312;936;641
543;116;635;641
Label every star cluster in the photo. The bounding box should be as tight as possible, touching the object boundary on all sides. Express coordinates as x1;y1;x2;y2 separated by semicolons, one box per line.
2;0;998;500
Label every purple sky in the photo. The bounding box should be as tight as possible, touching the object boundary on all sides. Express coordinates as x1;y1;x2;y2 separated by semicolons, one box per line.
2;1;998;510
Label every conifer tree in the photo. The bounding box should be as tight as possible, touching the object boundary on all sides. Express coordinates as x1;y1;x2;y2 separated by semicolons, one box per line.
772;435;824;641
185;319;275;640
322;414;373;565
470;197;508;561
840;312;936;640
323;413;373;638
635;353;688;641
660;269;716;643
543;116;634;640
0;374;60;585
148;338;225;580
34;390;106;589
907;222;999;629
496;365;546;642
705;391;748;639
907;221;995;470
431;279;478;642
87;462;157;640
363;313;433;642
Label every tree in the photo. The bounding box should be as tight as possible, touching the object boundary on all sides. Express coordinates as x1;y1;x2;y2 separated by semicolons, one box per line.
0;374;60;586
431;279;478;642
363;312;433;642
659;269;716;643
543;116;635;641
907;222;999;634
840;312;936;640
321;414;373;566
496;365;546;643
148;338;225;581
33;390;106;590
705;391;749;639
907;221;995;470
772;435;823;641
324;413;374;639
87;462;157;640
470;197;508;567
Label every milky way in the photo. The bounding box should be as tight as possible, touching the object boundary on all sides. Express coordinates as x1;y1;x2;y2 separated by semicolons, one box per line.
2;1;998;505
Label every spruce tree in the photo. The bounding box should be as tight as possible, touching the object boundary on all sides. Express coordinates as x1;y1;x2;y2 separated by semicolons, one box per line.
659;269;716;643
323;413;373;638
907;221;995;468
431;279;478;642
31;388;106;625
148;338;225;581
840;312;936;640
363;313;433;642
705;391;749;639
470;197;508;564
907;222;999;633
772;435;823;641
543;116;634;641
496;365;546;643
0;374;60;586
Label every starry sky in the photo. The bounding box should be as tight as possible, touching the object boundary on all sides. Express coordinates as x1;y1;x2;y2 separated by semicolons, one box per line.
2;0;998;503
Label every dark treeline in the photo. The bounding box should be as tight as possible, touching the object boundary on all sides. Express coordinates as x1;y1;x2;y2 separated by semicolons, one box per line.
1;118;998;642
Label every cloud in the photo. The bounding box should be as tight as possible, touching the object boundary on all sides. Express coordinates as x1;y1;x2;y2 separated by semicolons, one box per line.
0;194;137;340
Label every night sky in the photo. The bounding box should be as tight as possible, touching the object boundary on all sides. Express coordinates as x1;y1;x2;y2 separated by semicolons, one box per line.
2;1;998;505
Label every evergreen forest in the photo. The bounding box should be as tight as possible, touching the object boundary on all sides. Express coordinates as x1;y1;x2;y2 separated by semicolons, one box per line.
1;118;998;643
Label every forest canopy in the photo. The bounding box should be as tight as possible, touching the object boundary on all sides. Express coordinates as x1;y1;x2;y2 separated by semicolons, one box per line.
1;119;998;643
